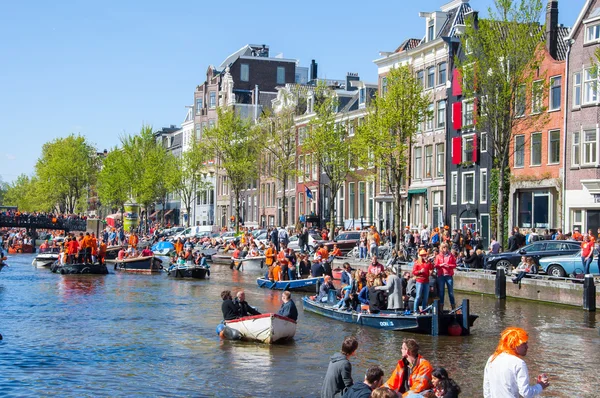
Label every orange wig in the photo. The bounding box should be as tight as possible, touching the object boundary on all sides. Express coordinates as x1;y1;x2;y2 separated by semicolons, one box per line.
490;327;528;362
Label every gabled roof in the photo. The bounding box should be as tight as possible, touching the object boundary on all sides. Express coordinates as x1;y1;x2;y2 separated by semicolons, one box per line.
556;26;571;61
395;38;421;53
183;107;193;124
567;0;594;40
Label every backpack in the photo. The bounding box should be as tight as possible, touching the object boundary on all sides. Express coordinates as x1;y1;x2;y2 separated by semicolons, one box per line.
431;233;440;244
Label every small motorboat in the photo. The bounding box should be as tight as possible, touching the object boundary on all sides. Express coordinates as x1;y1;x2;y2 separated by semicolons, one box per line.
211;253;232;264
32;253;60;268
233;256;265;271
302;297;478;336
50;262;108;275
166;264;210;279
112;256;162;273
256;276;324;292
224;313;297;344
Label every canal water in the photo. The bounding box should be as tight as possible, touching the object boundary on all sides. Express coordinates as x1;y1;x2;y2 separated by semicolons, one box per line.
0;253;598;397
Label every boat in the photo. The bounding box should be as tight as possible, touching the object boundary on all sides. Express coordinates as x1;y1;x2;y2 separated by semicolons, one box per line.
233;256;265;271
112;256;162;273
104;246;121;260
256;276;324;292
32;253;60;268
50;262;108;275
302;297;478;336
195;247;217;260
8;244;35;254
166;264;210;279
211;252;232;264
224;313;297;343
332;267;343;280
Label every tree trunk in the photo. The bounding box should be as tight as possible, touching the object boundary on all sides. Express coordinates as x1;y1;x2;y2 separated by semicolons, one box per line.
282;176;288;227
329;192;336;241
235;188;241;234
394;195;402;251
186;204;191;227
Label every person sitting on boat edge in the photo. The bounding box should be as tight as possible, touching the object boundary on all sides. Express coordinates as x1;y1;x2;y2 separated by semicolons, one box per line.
375;267;404;312
333;263;354;310
342;365;385;398
316;275;336;303
367;275;386;314
311;255;325;278
221;290;239;321
277;290;298;321
140;246;153;257
385;338;433;396
234;290;261;317
322;336;359;398
367;256;385;276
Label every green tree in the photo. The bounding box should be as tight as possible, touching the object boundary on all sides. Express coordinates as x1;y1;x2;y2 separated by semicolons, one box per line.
35;134;99;214
260;98;298;226
355;65;430;248
97;148;130;213
304;83;355;239
459;0;546;247
3;174;41;211
202;107;260;233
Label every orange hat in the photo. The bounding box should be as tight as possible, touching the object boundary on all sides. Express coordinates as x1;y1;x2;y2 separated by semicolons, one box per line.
419;249;428;256
444;225;449;230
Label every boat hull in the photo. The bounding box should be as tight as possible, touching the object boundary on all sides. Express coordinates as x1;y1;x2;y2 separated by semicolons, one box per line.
51;263;108;275
113;256;162;274
211;253;232;264
167;265;209;279
225;313;296;344
32;253;59;268
256;277;323;292
302;297;478;335
233;256;265;271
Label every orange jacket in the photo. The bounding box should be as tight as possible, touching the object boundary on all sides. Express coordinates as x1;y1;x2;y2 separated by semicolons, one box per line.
129;235;139;247
265;247;276;266
386;355;433;396
319;247;329;260
80;235;92;249
90;237;98;255
331;248;342;257
272;265;281;282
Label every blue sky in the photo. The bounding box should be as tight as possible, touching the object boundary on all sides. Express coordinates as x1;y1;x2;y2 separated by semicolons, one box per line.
0;0;586;184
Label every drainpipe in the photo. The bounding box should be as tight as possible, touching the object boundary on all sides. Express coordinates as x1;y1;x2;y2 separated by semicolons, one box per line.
254;84;259;122
562;39;573;231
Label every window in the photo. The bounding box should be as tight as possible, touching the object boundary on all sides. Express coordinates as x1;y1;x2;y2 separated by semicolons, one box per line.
380;168;387;192
417;70;424;87
531;132;542;166
515;135;525;167
277;66;285;84
532;80;543;113
240;64;249;82
463;100;474;127
312;154;318;180
515;84;526;116
583;129;597;165
480;169;488;204
298;155;304;182
584;68;597;104
549;130;560;164
195;124;201;140
359;88;366;105
517;191;550;228
437;100;446;128
432;191;443;228
462;135;474;162
414;147;422;179
382;77;388;96
358;182;365;218
572;131;580;166
462;172;475;204
349;182;355;219
426;103;434;130
438;63;447;86
586;23;600;43
451;172;458;205
427;66;435;88
368;182;374;223
428;22;434;42
299;192;304;216
209;92;216;108
574;72;582;107
208;119;215;128
425;145;433;178
436;143;445;178
196;98;203;114
481;132;488;152
549;76;561;111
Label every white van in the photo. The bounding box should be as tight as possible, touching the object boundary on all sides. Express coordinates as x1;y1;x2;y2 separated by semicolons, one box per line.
172;225;215;240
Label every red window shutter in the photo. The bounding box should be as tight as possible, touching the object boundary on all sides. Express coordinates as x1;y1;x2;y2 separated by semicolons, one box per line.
452;68;462;96
472;134;478;163
452;102;462;130
452;137;462;165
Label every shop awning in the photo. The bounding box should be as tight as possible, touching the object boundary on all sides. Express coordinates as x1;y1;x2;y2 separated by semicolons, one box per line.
164;209;174;216
407;188;427;195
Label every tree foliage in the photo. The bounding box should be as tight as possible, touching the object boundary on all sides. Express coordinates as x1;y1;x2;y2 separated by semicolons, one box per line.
356;65;430;248
3;174;42;211
97;147;130;212
459;0;546;246
202;107;260;232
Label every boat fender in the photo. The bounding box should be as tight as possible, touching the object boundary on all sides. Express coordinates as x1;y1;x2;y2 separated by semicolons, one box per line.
216;323;225;335
221;326;242;341
448;321;463;336
229;261;234;270
60;268;66;275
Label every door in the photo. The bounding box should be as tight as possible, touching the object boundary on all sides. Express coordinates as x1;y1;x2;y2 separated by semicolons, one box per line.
480;214;490;250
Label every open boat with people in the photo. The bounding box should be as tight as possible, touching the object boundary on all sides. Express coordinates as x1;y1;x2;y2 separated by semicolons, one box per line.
112;256;162;274
302;297;477;336
166;264;210;279
256;276;324;292
223;313;297;344
233;256;265;271
50;262;108;275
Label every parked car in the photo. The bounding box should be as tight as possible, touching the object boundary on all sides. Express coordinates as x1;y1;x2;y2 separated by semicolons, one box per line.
287;232;322;253
322;231;362;254
539;249;600;277
485;240;581;271
220;231;237;243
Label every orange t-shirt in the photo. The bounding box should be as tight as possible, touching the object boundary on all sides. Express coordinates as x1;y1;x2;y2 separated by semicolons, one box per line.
129;235;139;247
272;265;281;282
319;247;329;260
265;247;276;266
90;237;98;255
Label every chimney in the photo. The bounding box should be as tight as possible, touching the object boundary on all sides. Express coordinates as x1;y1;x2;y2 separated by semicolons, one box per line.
545;0;558;59
310;59;318;81
346;72;359;91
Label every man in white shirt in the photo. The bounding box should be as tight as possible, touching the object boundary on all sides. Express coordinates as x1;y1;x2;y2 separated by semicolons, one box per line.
420;225;430;246
483;327;549;398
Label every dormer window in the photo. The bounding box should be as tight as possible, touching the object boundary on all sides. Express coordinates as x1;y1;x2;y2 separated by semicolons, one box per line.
359;88;366;105
428;20;435;42
586;22;600;43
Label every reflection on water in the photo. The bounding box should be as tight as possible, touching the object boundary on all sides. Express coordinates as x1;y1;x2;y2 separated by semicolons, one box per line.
0;253;598;397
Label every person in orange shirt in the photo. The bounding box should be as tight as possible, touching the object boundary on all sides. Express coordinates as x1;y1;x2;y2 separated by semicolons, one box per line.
318;244;329;260
98;238;107;265
330;244;342;258
272;261;282;282
174;238;183;254
90;233;98;263
80;232;93;264
129;232;139;248
572;228;583;241
385;338;433;396
67;237;79;264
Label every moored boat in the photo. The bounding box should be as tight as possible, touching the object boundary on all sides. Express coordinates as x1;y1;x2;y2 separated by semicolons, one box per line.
50;262;108;275
233;256;265;271
104;246;121;260
256;276;323;292
224;313;297;344
211;253;232;264
8;244;35;254
32;253;60;268
166;264;210;279
302;297;477;336
113;256;162;274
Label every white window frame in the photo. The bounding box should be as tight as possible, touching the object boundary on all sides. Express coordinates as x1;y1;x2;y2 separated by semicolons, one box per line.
584;67;598;105
531;80;543;114
583;129;597;165
480;169;488;204
530;132;542;166
425;145;433;178
548;129;560;165
450;172;458;205
436;100;446;129
585;22;600;44
209;92;216;108
462;99;474;127
437;62;447;87
426;103;434;131
414;147;422;179
572;131;580;166
514;134;525;168
435;143;445;178
549;75;561;111
462;133;475;163
480;132;488;153
573;72;582;108
461;171;475;205
427;66;435;89
276;66;285;85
